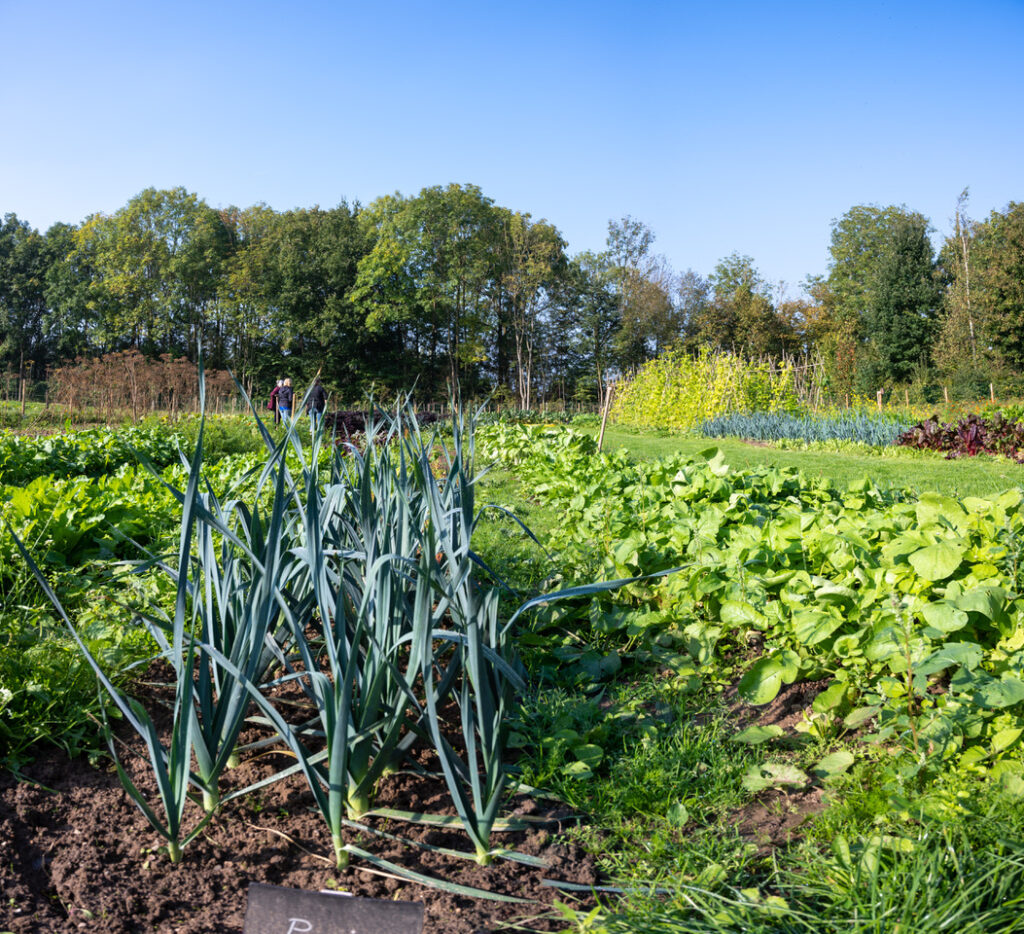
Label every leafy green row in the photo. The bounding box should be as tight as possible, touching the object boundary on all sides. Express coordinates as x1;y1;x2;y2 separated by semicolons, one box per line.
0;449;264;766
480;424;1024;782
0;423;186;485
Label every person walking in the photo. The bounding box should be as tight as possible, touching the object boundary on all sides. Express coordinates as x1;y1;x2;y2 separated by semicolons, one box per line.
268;379;282;425
306;378;327;432
277;378;294;423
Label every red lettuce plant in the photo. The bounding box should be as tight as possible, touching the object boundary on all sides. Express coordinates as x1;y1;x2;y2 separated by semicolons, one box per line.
896;414;1024;461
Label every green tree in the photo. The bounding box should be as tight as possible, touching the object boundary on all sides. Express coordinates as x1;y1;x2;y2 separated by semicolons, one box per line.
565;250;621;399
862;214;939;385
933;189;997;394
261;203;374;394
493;210;567;407
605;217;678;368
42;221;96;362
0;213;50;383
825;204;935;388
972;202;1024;371
690;253;794;356
354;184;498;394
72;187;229;358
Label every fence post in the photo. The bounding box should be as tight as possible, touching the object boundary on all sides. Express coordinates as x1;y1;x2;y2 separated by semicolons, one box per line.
991;383;996;403
943;386;950;405
904;388;910;406
876;389;883;412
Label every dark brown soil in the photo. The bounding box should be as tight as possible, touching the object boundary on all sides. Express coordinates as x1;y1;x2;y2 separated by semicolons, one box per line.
724;678;831;733
0;671;597;934
734;787;827;854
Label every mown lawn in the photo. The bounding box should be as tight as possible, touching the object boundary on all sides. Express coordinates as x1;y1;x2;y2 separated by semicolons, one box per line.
592;426;1024;500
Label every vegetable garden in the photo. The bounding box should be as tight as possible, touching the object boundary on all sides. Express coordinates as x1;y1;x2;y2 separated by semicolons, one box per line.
4;388;1024;932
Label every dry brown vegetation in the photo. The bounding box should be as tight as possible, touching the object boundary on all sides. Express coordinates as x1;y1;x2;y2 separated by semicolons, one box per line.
50;351;238;420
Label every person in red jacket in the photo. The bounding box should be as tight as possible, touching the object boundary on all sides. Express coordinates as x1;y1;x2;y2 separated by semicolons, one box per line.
268;379;282;424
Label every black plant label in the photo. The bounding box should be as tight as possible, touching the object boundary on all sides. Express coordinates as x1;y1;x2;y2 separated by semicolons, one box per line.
244;883;423;934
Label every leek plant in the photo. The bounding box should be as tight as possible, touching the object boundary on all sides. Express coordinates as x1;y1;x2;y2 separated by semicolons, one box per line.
8;411;216;862
142;431;301;812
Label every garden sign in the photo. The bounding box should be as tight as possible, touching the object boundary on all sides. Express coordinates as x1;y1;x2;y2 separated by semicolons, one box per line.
244;883;423;933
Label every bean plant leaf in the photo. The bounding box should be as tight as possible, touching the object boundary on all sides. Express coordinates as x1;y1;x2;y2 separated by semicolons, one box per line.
917;642;984;676
812;751;855;782
742;762;809;792
921;602;970;634
666;802;689;826
843;706;880;728
730;725;784;745
572;744;604;767
909;542;965;581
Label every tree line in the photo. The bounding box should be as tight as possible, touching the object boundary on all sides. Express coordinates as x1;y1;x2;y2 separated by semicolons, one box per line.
1;184;1022;405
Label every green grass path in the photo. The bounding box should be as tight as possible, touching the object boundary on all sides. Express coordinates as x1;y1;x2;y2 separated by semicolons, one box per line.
593;427;1024;500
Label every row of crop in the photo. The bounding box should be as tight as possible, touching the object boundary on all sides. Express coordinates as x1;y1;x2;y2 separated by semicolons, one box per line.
700;410;915;446
699;408;1024;461
478;424;1024;782
0;448;271;765
0;424;186;485
896;413;1024;460
11;404;583;875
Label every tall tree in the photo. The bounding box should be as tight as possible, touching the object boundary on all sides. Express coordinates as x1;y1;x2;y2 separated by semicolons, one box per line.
971;202;1024;371
677;269;710;341
494;210;566;407
72;187;229;358
825;204;935;386
42;221;96;363
605;217;677;368
0;214;51;382
933;189;995;390
863;214;939;384
689;253;794;356
264;203;373;392
354;184;498;393
565;250;621;400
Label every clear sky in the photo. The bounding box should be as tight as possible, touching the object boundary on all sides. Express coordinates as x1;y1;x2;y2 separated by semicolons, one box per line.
1;0;1022;295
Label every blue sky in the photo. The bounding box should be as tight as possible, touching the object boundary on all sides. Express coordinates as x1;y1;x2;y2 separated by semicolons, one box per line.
1;0;1022;295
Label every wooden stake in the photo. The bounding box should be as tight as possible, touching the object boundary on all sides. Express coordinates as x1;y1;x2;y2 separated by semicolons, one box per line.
991;383;996;403
904;388;910;406
876;389;883;411
597;381;615;453
943;386;950;405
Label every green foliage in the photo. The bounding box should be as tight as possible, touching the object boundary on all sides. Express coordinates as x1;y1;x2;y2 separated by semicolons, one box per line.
700;410;914;445
480;425;1024;778
475;409;597;426
0;578;158;766
0;458;182;765
863;213;941;385
611;350;801;432
0;423;184;485
824;204;938;390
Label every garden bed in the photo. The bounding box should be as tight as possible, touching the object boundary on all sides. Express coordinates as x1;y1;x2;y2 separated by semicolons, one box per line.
1;739;596;934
